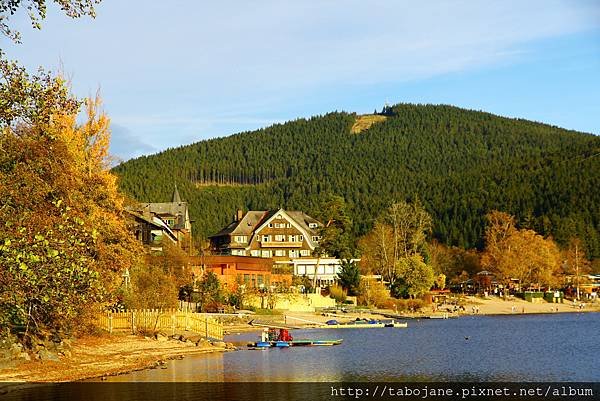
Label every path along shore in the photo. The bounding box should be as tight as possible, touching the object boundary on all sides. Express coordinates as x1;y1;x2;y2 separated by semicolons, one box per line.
2;297;598;386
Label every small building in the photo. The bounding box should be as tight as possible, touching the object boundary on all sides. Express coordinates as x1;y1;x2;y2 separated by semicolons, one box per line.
292;258;361;288
190;255;276;290
128;210;178;252
128;185;193;252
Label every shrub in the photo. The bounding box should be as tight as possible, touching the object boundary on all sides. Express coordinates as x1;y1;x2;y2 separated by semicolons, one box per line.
329;285;347;303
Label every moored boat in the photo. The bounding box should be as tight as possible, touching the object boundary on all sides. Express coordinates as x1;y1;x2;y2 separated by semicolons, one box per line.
321;319;408;329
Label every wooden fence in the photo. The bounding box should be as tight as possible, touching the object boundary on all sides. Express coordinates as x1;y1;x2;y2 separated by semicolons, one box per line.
96;309;223;340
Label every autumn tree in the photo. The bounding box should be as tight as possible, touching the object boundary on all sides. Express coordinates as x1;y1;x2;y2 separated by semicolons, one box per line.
391;255;435;298
428;240;480;284
564;238;591;300
481;211;562;290
358;278;389;308
358;220;394;278
150;239;193;291
123;265;178;310
359;200;435;297
0;61;141;344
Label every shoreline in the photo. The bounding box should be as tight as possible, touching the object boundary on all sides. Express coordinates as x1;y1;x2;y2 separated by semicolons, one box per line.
0;333;230;392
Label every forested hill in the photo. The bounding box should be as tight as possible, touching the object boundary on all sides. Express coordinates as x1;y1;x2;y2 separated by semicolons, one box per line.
112;104;600;258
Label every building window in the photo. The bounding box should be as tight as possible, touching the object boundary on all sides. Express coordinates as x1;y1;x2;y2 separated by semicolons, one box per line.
275;234;285;242
289;250;299;258
312;236;320;242
289;235;296;242
275;250;286;257
250;250;260;257
234;235;247;243
268;223;273;228
298;235;303;241
262;235;270;242
257;275;264;286
300;250;311;257
309;223;318;228
244;274;250;284
261;250;272;258
286;223;291;228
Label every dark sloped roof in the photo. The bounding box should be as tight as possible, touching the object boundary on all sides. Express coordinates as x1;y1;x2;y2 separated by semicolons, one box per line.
210;211;269;237
172;184;182;203
142;202;188;230
286;211;322;234
209;209;322;238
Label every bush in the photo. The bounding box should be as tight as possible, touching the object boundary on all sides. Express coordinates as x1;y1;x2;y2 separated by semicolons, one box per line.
358;280;390;308
393;298;426;312
329;285;347;303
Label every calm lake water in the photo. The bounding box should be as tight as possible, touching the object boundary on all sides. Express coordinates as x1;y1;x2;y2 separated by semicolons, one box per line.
107;312;600;382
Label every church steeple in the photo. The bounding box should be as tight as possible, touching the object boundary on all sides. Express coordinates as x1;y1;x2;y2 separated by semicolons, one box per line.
172;184;182;203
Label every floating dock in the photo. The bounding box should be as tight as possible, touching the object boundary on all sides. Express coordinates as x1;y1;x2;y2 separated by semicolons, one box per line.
250;339;343;348
320;322;408;329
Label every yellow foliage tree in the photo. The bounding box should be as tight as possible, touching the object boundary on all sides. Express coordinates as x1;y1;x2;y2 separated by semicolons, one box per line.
0;64;142;342
481;211;562;290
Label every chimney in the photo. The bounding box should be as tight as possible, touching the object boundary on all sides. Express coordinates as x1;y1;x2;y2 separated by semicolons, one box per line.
236;209;244;221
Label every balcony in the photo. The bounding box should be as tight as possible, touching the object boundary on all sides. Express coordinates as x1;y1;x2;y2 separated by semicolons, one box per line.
260;241;303;248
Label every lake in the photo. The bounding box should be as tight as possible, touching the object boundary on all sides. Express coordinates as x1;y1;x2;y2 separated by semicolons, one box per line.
107;312;600;382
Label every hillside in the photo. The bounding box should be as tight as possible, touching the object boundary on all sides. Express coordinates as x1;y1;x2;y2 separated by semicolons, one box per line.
112;104;600;258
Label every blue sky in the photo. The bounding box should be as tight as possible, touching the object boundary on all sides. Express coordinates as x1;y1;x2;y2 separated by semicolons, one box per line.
2;0;599;161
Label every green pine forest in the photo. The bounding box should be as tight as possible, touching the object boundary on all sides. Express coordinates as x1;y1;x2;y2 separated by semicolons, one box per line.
112;104;600;259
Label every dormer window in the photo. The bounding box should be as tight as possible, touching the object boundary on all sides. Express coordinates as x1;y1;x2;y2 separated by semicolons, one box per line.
309;223;318;228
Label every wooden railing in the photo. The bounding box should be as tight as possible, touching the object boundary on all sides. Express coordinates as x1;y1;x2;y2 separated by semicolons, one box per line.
96;309;223;340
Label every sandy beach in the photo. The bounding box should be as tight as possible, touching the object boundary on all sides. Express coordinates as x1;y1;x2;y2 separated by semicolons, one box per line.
451;296;599;316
